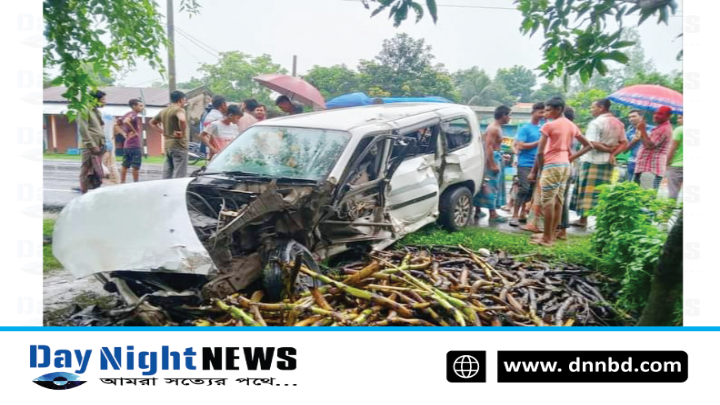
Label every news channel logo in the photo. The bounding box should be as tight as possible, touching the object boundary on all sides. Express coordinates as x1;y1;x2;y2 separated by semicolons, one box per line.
33;372;87;390
446;351;486;383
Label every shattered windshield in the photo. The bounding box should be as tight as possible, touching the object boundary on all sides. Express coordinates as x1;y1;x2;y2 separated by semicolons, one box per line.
207;126;351;181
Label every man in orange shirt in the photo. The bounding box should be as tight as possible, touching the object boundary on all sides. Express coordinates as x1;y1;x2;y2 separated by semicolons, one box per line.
531;97;591;247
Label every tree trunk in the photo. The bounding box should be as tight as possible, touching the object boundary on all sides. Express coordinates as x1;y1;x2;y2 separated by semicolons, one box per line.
637;213;683;326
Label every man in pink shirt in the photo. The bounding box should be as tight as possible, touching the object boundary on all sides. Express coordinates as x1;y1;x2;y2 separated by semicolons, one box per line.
532;97;591;247
237;99;259;133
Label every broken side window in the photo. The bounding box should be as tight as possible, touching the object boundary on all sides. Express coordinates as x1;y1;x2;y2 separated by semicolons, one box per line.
347;137;382;187
391;125;438;161
443;118;472;152
388;136;416;168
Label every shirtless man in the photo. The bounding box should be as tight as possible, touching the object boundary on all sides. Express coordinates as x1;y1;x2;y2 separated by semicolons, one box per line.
473;105;510;223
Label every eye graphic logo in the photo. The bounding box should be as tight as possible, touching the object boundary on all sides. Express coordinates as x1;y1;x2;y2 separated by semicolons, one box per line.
33;372;86;390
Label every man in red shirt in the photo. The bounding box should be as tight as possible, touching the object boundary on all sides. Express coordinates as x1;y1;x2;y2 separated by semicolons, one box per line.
531;97;590;247
116;99;145;183
633;105;674;190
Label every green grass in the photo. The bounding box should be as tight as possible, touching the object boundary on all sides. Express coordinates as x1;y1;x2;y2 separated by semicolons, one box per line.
44;291;118;326
44;153;166;165
43;219;62;273
397;225;598;268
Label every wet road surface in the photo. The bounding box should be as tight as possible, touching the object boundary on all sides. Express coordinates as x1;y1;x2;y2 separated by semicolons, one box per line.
43;159;197;210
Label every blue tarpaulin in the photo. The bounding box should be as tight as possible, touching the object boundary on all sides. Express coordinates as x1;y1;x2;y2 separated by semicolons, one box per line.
382;96;452;104
326;92;452;109
326;92;372;108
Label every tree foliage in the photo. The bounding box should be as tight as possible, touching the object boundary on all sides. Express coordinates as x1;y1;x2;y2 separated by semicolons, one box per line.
303;64;360;100
620;28;655;80
564;27;682;130
366;1;680;87
590;182;677;319
43;71;56;89
301;34;459;102
514;0;679;84
362;0;438;28
623;70;683;93
43;0;201;120
495;65;537;102
178;77;206;91
186;51;287;106
452;67;514;106
151;77;206;91
567;88;608;130
358;33;459;101
530;82;565;103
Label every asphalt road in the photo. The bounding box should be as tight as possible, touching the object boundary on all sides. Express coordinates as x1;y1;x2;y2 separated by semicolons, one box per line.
43;159;198;210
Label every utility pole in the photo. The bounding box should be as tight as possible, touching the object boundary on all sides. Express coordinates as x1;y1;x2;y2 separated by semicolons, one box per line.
139;89;149;159
292;55;297;77
167;0;177;93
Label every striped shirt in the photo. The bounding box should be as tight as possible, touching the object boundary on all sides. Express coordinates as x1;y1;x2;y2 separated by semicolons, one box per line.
634;120;673;177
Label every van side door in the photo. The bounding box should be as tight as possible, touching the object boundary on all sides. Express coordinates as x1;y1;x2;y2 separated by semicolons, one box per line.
440;116;483;193
386;121;442;230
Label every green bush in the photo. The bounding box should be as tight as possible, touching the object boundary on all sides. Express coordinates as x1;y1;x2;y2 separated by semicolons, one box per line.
590;182;676;316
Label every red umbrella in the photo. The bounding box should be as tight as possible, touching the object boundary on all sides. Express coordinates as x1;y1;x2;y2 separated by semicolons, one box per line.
253;74;326;110
608;84;683;114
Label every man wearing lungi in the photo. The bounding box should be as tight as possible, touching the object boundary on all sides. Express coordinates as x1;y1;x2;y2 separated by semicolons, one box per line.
532;97;591;247
474;105;511;223
78;91;107;194
570;98;627;228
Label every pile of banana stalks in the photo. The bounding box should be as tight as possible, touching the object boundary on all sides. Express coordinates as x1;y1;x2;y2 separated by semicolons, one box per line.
197;245;620;327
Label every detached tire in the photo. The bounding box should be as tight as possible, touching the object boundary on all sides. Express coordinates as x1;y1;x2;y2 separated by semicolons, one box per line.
438;186;473;232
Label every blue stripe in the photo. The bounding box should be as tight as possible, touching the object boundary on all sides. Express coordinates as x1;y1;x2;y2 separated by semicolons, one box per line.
607;96;683;114
0;327;718;331
609;93;683;108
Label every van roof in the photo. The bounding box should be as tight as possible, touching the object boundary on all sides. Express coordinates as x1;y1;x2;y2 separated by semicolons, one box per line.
254;103;469;132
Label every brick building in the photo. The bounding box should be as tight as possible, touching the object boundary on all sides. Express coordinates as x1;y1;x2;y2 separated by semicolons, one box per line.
43;86;213;156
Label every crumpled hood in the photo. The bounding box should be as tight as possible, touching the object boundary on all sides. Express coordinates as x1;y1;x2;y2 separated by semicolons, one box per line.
53;178;216;279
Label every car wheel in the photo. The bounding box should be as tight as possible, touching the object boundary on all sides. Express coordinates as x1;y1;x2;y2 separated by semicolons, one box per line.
262;240;324;302
439;186;473;232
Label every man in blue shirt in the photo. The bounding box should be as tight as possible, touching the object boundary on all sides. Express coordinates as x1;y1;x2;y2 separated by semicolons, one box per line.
623;110;654;182
510;102;545;227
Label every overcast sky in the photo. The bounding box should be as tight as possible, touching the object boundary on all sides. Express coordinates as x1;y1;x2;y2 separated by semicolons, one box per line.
118;0;684;88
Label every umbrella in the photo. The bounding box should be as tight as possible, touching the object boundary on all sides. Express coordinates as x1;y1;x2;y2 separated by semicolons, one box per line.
253;74;326;109
608;84;683;114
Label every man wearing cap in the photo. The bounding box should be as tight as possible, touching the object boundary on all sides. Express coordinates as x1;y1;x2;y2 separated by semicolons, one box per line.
633;105;674;190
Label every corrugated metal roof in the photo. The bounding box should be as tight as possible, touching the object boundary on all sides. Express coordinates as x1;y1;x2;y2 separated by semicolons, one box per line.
43;103;164;117
43;86;193;107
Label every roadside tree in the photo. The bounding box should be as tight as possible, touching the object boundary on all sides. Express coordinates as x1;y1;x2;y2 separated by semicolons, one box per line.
44;0;201;119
